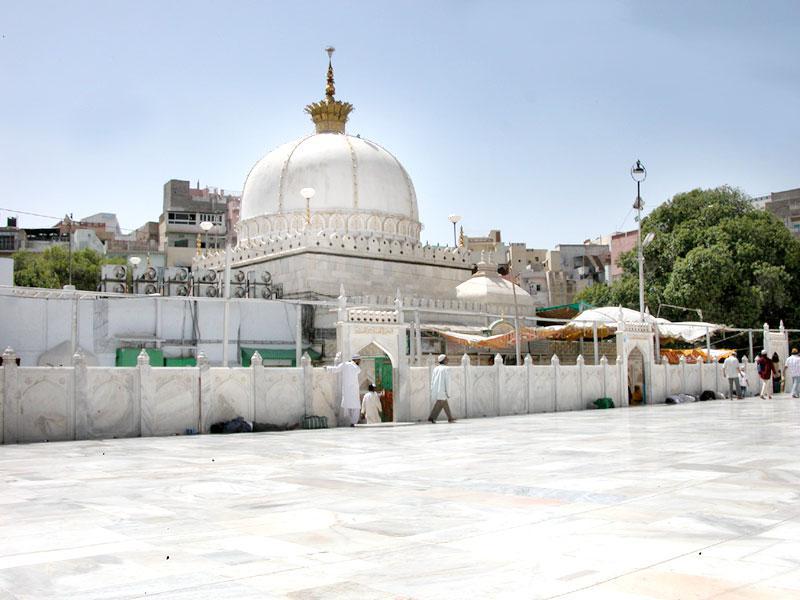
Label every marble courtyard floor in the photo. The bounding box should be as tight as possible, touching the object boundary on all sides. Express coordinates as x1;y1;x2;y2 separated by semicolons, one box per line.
1;397;800;599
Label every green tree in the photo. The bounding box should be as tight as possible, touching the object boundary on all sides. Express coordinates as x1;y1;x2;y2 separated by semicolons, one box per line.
575;186;800;327
12;247;124;291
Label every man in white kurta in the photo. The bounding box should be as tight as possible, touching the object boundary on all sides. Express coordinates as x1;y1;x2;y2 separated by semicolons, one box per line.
722;354;741;399
327;355;362;426
361;384;383;424
428;354;455;423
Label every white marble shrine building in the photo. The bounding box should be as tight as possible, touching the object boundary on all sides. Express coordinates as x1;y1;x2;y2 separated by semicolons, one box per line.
194;51;531;316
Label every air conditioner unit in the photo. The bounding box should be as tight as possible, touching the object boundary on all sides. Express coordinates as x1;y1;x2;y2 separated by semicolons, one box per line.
192;269;220;298
247;268;276;299
132;265;162;295
100;265;128;293
164;267;191;296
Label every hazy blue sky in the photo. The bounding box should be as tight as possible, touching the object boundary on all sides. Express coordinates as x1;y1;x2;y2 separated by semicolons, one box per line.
2;1;798;247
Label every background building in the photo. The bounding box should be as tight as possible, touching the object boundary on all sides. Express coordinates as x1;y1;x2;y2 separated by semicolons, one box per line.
159;180;240;267
754;188;800;238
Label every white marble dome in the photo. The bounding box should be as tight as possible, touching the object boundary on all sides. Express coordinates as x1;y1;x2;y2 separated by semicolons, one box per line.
238;132;422;244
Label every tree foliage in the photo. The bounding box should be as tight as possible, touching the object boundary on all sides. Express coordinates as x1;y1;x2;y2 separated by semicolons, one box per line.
12;247;124;291
575;186;800;327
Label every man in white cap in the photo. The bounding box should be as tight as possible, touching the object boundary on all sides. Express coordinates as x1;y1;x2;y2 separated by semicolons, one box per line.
327;354;362;426
428;354;455;423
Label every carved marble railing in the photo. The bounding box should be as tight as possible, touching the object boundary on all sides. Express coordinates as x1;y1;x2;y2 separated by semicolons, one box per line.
193;229;488;271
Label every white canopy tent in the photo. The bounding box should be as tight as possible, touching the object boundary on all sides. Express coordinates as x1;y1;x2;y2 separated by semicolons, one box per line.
561;306;722;342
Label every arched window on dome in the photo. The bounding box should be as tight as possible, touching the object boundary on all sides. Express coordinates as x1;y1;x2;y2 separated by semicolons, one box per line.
330;215;345;232
347;214;364;233
383;218;397;235
310;214;325;230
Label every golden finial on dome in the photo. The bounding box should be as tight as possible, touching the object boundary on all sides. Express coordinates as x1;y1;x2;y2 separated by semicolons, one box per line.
305;46;354;134
325;46;336;99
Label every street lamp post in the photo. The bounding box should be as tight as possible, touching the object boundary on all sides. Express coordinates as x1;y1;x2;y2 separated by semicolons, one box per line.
447;214;462;247
200;220;213;252
129;256;141;295
300;187;316;226
631;160;647;321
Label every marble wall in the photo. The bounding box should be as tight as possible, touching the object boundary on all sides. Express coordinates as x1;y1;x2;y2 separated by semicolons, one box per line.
1;345;747;445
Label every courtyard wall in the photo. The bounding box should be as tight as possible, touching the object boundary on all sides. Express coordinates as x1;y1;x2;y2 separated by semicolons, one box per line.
0;347;757;445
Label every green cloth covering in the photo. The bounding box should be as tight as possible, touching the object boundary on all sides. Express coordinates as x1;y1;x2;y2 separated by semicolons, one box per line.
240;346;322;367
116;348;164;367
164;357;197;367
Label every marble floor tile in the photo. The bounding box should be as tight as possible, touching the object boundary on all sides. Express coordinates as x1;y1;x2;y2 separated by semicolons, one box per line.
1;396;800;598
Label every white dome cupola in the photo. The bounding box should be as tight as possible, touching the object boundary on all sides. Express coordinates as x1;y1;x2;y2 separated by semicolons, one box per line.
238;48;422;245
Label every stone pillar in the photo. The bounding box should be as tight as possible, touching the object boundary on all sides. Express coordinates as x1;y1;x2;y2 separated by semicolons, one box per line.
524;354;533;414
251;351;262;422
461;353;470;419
73;352;88;440
551;354;560;413
493;353;503;416
679;355;687;395
2;347;20;444
197;351;211;434
698;358;704;394
138;349;153;437
395;355;411;423
600;355;608;400
415;311;422;366
301;352;313;418
576;354;585;408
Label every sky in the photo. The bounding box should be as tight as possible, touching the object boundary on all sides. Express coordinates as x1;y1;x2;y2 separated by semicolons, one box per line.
1;0;799;248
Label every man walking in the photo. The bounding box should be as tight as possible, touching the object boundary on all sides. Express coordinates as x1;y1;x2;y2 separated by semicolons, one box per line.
756;350;776;399
327;354;362;426
784;348;800;398
428;354;455;423
722;353;741;399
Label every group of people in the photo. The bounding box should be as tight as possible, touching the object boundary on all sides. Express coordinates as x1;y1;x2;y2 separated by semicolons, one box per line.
723;348;800;400
328;353;456;426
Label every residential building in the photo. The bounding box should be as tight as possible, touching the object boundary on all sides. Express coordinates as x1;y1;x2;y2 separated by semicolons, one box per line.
159;180;240;267
755;188;800;238
609;229;639;280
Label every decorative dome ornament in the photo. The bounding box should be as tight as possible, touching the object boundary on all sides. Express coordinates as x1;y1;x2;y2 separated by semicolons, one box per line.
304;47;354;134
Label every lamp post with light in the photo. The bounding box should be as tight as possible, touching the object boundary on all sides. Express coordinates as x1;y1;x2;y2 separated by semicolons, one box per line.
631;160;647;321
448;214;461;247
200;220;214;252
300;187;316;226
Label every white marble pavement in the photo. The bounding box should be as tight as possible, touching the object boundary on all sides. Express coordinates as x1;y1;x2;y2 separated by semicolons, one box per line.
1;396;799;599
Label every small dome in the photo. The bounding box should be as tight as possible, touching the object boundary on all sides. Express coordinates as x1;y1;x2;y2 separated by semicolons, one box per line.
456;263;532;306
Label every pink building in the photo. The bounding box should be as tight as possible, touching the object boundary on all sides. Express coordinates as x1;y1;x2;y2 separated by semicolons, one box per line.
609;229;638;280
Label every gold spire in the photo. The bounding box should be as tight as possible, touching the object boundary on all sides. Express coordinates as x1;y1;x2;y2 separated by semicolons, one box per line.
304;46;354;134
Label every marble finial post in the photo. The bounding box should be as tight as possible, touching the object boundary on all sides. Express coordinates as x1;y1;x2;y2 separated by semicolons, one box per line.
72;351;87;440
600;355;608;399
137;349;150;367
461;353;471;419
196;352;209;368
301;352;313;417
524;353;533;414
551;354;560;413
2;347;20;444
251;351;263;367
